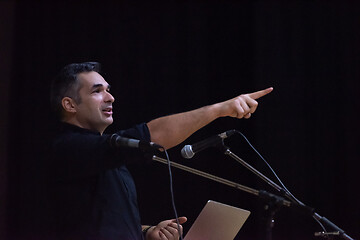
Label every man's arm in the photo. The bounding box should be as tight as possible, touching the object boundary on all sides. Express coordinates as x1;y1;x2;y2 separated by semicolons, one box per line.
147;87;273;149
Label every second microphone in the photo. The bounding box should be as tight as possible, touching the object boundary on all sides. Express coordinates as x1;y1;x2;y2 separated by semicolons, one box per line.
181;130;236;159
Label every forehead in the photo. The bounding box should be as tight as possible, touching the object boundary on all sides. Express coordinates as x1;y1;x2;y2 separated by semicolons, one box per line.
77;71;109;89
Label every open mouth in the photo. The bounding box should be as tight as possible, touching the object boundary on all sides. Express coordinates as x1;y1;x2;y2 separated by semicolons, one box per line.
102;107;113;115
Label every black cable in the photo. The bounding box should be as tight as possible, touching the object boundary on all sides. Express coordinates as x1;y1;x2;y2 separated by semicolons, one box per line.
163;148;184;240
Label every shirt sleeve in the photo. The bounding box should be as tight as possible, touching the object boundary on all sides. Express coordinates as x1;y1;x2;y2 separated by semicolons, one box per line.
52;123;151;181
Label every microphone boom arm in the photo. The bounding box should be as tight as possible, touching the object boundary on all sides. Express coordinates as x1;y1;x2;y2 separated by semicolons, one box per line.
152;155;291;206
224;149;295;202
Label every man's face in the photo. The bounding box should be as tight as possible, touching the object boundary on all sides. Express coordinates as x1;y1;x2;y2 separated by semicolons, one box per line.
73;71;115;134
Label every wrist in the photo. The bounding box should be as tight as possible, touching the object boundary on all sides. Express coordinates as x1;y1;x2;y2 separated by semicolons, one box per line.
208;102;224;118
142;225;153;238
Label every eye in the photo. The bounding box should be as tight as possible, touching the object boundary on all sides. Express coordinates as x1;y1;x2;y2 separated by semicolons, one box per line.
92;89;100;93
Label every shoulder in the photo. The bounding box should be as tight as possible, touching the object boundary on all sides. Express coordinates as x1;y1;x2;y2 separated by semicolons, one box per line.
116;123;150;141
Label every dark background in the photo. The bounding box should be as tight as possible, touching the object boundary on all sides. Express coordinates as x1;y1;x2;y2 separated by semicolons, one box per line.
1;1;359;240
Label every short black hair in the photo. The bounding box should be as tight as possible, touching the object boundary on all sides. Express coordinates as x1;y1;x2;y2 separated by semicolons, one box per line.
50;62;101;119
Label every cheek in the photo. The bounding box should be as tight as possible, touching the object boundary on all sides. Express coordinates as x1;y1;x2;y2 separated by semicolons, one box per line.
79;103;99;117
85;98;101;110
77;97;103;116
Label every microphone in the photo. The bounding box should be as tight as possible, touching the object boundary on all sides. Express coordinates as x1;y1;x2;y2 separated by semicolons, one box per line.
109;134;163;151
181;130;236;159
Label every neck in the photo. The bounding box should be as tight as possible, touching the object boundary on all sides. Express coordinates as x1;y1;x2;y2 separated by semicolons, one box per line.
61;119;105;135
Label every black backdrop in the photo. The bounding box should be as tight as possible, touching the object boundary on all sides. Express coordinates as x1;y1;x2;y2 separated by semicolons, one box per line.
1;1;359;240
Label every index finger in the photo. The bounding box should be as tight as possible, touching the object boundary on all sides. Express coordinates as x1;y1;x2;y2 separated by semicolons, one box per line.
247;87;273;100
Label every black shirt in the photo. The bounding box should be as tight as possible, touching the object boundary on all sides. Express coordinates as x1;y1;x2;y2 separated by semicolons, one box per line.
49;122;150;240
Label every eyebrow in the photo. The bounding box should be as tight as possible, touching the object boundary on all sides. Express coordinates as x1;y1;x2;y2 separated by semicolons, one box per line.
91;84;111;90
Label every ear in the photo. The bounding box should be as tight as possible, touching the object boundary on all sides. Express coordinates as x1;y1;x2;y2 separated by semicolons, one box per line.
61;97;77;114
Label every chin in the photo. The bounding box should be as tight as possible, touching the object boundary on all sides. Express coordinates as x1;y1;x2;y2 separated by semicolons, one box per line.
105;118;113;126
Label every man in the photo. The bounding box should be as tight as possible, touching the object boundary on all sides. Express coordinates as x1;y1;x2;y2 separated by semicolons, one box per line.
49;62;272;240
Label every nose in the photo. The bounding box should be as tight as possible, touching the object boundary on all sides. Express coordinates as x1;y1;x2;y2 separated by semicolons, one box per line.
105;91;115;103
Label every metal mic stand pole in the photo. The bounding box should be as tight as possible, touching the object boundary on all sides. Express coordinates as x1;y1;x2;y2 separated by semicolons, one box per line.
222;147;294;240
222;147;354;240
152;155;260;196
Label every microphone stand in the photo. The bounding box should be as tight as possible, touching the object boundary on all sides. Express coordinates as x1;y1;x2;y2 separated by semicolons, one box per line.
220;145;354;240
153;144;355;240
152;155;293;240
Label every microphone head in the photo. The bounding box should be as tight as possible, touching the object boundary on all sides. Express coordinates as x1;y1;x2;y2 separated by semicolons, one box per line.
109;134;119;147
181;145;195;159
223;129;237;138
